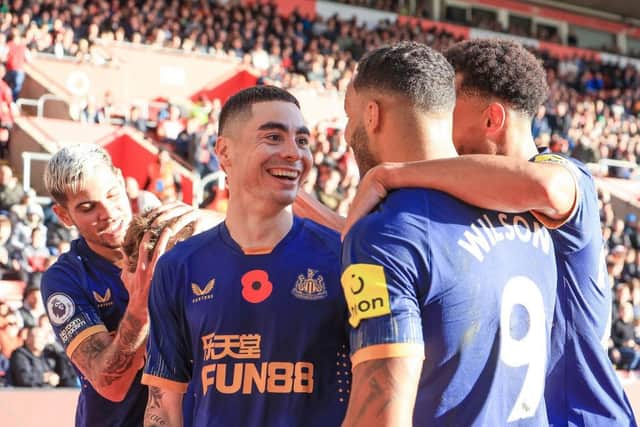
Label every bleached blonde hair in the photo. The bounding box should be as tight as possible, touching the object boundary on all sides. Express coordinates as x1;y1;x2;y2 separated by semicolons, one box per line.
44;144;117;206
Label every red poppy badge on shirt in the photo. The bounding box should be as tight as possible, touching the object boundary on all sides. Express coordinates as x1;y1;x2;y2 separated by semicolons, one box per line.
241;269;273;303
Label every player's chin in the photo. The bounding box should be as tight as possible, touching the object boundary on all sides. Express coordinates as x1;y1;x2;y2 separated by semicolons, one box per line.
101;234;126;250
272;190;298;207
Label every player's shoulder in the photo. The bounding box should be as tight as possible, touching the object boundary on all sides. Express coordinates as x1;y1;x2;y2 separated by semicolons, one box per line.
42;240;86;293
532;152;593;180
347;189;434;243
296;216;340;253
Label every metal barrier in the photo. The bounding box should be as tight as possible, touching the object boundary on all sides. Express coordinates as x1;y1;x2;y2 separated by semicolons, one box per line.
15;94;66;118
21;151;52;205
15;98;39;114
37;94;66;117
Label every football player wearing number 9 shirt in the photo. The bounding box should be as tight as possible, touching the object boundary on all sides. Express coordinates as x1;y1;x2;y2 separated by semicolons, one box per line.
340;42;558;426
343;39;636;426
142;86;349;427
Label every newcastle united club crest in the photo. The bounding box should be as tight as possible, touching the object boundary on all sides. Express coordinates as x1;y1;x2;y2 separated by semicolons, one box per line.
292;269;327;300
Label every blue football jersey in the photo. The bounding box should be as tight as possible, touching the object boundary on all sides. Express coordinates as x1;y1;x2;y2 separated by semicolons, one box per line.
41;238;147;427
532;153;637;426
143;217;350;427
341;189;557;427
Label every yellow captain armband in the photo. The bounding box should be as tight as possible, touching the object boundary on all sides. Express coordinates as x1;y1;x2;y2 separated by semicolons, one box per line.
341;264;391;328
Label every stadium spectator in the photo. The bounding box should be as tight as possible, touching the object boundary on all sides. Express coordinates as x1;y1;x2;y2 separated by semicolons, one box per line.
18;226;51;286
4;28;29;100
0;307;21;360
124;105;148;134
144;148;180;203
156;104;184;148
79;95;106;124
0;165;24;212
9;325;59;387
0;64;14;159
612;302;640;371
124;176;160;215
17;286;43;329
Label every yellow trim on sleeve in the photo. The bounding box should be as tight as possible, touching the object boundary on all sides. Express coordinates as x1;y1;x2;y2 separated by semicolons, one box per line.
142;374;189;394
351;343;424;367
66;324;108;358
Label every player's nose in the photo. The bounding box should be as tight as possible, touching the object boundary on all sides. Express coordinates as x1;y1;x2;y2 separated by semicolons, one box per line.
280;135;301;160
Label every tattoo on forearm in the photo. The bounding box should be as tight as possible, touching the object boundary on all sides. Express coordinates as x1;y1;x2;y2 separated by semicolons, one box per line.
145;413;167;426
349;359;417;426
118;311;148;351
149;386;164;409
75;312;148;387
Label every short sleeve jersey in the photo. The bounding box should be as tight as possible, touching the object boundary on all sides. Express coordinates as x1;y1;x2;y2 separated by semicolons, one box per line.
143;217;350;427
342;189;557;427
41;238;147;427
532;152;636;426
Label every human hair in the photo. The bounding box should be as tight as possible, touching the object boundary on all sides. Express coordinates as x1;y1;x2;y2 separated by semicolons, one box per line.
218;86;301;136
352;41;455;113
444;39;549;118
44;144;117;206
122;209;196;273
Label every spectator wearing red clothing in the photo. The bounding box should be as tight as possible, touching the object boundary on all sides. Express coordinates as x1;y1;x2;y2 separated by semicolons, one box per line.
4;29;29;101
0;64;14;159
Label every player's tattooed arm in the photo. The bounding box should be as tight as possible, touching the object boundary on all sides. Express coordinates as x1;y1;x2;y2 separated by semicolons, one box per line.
342;356;422;427
71;311;149;402
144;386;183;427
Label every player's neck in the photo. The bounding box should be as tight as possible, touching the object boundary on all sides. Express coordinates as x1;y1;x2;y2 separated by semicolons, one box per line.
85;239;124;265
382;117;457;162
502;120;538;159
224;202;294;253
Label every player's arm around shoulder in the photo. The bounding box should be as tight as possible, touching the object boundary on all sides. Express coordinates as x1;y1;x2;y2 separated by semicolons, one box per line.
342;155;578;237
144;386;183;427
342;356;422;427
294;189;346;232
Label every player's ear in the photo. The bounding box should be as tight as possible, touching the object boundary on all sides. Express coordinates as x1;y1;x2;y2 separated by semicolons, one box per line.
364;100;380;133
216;135;231;173
52;204;74;228
484;102;506;136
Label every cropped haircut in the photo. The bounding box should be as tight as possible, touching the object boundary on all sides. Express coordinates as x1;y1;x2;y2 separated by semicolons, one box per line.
353;41;456;113
122;209;196;273
218;86;301;136
445;39;549;118
44;144;116;206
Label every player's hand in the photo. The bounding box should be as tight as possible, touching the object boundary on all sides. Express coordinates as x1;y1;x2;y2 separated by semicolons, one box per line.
120;203;194;317
121;202;209;313
342;164;391;241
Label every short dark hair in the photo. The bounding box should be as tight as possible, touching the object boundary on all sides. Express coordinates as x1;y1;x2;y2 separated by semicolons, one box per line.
445;39;548;118
218;86;301;136
353;41;455;113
